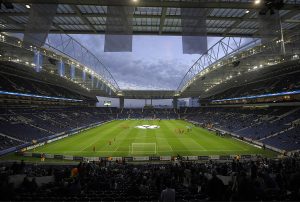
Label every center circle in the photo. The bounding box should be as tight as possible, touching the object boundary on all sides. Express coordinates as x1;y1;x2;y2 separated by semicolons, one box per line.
135;125;160;129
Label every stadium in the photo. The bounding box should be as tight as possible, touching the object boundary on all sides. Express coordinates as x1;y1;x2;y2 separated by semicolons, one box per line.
0;0;300;201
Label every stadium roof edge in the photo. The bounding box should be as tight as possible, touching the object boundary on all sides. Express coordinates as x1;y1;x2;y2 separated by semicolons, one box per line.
2;0;300;10
1;1;299;37
121;89;178;99
1;29;256;38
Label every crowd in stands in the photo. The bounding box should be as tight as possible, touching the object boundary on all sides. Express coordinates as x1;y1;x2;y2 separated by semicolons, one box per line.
1;105;300;152
0;107;179;151
0;107;113;149
184;107;300;151
261;127;300;151
1;155;300;201
118;108;178;119
209;71;300;100
0;71;88;100
0;136;20;151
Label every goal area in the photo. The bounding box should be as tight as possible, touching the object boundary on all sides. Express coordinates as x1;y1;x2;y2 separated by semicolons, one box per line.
130;143;157;155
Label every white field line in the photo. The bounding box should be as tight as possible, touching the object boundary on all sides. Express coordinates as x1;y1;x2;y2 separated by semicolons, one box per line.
79;138;102;152
59;149;245;153
45;120;252;155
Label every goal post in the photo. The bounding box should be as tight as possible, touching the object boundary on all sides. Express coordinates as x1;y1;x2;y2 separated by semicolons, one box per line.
130;143;157;155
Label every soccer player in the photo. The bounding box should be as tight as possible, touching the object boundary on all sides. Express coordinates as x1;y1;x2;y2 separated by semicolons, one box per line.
93;146;96;152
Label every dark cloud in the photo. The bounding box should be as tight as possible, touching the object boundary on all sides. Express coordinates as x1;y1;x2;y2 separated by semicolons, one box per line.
69;34;202;90
106;57;186;89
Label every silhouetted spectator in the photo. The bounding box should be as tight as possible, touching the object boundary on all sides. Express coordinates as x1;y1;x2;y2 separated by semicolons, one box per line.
207;171;225;201
160;180;175;202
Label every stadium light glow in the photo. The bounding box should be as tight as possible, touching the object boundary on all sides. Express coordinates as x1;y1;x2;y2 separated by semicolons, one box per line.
0;90;83;102
254;0;261;5
25;4;30;8
292;54;299;60
212;90;300;102
245;10;250;13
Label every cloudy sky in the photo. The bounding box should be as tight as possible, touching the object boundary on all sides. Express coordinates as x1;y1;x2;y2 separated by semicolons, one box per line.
70;34;221;90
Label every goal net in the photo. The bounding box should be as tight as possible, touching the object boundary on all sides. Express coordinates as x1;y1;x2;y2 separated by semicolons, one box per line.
130;143;157;155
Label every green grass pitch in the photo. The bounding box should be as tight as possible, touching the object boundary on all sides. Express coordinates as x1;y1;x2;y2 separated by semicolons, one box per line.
30;120;276;157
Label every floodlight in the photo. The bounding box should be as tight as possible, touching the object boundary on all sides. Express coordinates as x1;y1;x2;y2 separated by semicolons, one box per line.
254;0;261;5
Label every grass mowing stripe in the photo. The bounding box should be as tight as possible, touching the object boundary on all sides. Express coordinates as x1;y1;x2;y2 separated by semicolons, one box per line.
88;120;129;154
114;120;140;156
87;120;126;152
162;120;192;156
174;120;207;152
27;120;277;158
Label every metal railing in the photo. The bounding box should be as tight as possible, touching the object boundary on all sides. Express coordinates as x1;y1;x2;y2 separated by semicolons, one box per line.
177;37;260;92
178;29;300;94
45;34;120;91
0;32;120;93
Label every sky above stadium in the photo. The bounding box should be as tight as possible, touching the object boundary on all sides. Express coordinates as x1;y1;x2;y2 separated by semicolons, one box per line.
70;35;221;90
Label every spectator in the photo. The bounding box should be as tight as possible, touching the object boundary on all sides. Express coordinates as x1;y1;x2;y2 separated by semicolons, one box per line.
160;180;175;202
207;171;225;201
0;156;299;201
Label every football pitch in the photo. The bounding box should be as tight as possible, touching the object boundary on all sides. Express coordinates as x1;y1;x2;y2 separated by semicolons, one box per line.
28;120;276;157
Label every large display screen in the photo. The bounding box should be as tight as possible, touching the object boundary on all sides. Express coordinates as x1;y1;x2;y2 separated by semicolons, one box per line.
104;101;111;106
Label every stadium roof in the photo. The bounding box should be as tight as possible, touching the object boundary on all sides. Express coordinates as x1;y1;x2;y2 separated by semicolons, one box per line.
1;0;300;100
121;90;177;99
0;0;300;37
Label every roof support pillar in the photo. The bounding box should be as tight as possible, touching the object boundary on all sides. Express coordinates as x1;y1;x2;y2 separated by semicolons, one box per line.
173;97;178;109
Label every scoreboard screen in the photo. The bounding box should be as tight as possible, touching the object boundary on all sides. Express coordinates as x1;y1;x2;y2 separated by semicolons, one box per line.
104;101;111;106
